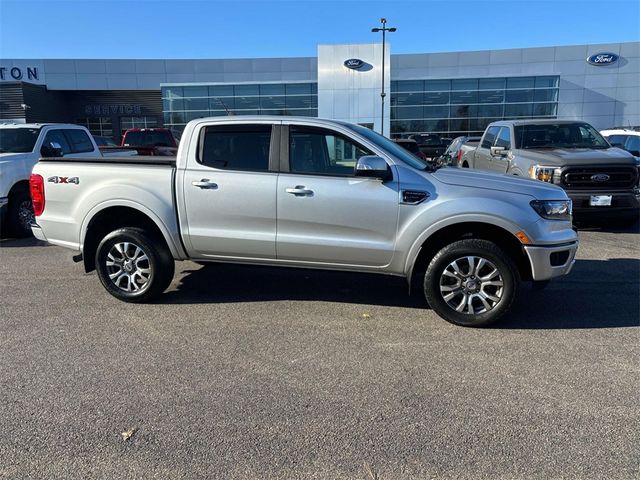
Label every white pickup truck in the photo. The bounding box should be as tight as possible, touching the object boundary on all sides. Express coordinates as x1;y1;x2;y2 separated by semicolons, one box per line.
0;123;135;237
30;116;579;327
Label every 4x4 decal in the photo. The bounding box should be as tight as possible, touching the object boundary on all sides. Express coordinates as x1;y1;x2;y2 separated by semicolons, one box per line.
47;176;79;184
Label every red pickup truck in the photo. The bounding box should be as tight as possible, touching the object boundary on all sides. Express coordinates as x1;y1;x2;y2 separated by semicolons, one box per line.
120;128;180;156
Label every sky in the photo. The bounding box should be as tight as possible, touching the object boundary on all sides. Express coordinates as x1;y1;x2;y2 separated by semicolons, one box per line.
0;0;638;59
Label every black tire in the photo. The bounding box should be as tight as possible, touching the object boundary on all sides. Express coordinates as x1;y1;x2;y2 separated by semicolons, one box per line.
95;227;174;303
461;162;469;168
423;239;519;327
8;190;34;238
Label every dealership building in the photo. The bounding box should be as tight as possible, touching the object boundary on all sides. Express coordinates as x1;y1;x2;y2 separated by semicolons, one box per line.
0;41;637;139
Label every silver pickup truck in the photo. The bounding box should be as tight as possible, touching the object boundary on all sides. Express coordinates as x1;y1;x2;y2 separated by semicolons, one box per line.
30;117;578;327
460;119;640;222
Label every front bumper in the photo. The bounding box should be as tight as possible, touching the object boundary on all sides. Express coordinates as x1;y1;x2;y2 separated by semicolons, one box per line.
568;190;640;219
523;241;578;281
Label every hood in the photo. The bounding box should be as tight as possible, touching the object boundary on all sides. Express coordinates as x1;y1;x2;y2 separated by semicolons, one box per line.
433;167;566;200
518;147;635;166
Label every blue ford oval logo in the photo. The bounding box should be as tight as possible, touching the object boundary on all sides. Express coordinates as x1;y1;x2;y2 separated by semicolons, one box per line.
586;53;619;66
591;174;610;182
344;58;365;70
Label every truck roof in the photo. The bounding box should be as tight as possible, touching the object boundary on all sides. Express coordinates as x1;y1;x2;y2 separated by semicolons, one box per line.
0;123;87;129
487;119;592;127
186;115;359;127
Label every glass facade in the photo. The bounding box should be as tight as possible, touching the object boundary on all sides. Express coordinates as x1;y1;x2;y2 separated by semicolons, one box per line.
162;83;318;132
390;76;559;138
120;116;158;132
76;117;113;137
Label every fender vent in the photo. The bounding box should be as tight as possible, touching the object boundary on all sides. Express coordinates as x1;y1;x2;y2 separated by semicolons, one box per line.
401;190;429;205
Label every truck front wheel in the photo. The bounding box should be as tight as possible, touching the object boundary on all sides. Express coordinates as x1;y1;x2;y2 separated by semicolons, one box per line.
423;239;519;327
95;227;175;303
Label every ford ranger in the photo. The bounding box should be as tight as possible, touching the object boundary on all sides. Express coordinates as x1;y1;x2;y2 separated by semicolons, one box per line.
460;120;640;222
30;117;578;327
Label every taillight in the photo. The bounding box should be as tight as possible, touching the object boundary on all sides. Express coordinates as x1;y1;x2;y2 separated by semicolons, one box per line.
29;174;45;216
457;149;463;161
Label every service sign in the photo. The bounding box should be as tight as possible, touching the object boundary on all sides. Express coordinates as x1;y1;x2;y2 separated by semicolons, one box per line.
586;53;619;66
344;58;365;70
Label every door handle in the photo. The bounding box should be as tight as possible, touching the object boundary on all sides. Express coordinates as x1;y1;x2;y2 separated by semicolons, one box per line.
192;179;218;189
285;185;314;196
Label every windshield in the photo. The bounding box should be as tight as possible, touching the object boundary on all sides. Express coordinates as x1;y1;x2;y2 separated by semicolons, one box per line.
515;123;610;149
0;127;41;153
346;125;427;170
124;130;173;147
397;141;420;154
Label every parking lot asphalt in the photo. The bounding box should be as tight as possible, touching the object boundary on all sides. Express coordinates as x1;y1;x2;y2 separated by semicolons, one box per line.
0;226;638;479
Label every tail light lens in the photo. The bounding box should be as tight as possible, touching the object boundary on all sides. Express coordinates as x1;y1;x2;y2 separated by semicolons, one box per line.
29;174;45;216
457;149;463;161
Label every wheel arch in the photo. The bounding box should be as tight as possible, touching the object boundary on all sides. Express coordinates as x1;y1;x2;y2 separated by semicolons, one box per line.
407;221;532;289
8;179;30;197
81;204;181;273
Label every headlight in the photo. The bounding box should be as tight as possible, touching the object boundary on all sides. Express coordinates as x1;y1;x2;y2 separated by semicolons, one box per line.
528;165;560;183
530;200;573;221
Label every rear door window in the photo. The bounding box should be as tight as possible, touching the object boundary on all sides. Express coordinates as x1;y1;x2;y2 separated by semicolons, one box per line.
200;125;272;171
65;129;94;153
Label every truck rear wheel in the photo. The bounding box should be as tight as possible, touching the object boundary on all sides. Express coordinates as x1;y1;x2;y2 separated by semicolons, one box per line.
423;239;519;327
8;190;34;238
95;227;174;303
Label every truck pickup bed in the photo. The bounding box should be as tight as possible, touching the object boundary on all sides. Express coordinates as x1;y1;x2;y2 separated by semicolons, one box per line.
31;116;579;327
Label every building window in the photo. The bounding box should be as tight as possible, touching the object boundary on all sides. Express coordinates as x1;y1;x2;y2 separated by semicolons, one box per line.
390;75;559;138
120;116;158;133
77;117;113;137
161;83;319;133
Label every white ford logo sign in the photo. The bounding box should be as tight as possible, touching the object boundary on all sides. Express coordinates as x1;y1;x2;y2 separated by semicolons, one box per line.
591;174;610;182
344;59;365;70
586;53;619;66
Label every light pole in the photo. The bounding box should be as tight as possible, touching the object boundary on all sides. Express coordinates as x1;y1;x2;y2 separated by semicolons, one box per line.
371;18;396;137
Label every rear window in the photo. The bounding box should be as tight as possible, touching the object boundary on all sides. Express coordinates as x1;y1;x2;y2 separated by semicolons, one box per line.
413;134;442;146
200;125;271;171
124;130;173;147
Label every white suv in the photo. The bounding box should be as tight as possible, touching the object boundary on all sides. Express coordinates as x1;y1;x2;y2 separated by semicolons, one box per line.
600;127;640;162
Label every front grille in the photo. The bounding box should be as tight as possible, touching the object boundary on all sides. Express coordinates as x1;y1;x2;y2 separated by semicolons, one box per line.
561;166;638;190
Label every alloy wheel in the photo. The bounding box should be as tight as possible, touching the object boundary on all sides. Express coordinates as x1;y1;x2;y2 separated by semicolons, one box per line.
439;256;504;315
105;242;152;293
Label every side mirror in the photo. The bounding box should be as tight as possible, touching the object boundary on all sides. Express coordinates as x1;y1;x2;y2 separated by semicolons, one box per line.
490;146;508;157
40;142;64;158
355;155;391;180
